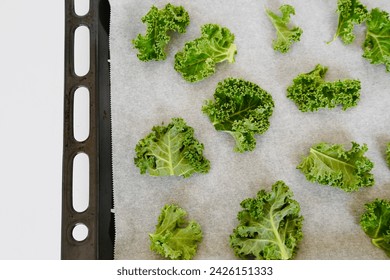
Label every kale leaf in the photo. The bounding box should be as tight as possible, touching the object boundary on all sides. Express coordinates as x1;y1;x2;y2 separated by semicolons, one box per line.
174;24;237;82
287;64;361;112
298;142;375;192
132;4;190;61
134;118;210;178
202;78;274;153
266;4;303;53
330;0;369;44
230;181;303;260
150;204;203;260
360;199;390;258
363;8;390;72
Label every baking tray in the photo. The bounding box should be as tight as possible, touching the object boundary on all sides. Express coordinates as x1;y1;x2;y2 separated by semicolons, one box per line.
61;0;113;259
61;0;390;260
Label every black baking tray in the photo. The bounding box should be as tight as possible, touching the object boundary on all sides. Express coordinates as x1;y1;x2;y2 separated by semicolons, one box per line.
62;0;114;259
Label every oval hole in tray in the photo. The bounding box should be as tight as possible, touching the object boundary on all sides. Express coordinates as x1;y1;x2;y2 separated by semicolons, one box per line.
74;25;90;77
72;152;89;213
74;0;90;16
73;86;90;142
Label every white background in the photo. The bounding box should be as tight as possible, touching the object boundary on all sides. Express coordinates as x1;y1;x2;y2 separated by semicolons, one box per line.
0;0;64;259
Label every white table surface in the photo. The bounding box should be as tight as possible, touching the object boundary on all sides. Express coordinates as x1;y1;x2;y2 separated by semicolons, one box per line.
0;0;65;259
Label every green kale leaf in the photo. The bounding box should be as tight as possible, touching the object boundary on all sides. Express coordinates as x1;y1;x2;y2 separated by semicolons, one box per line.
360;199;390;258
132;4;190;61
230;181;303;260
202;78;274;153
330;0;369;44
174;24;237;82
287;64;361;112
298;142;375;192
150;204;203;260
134;118;210;178
266;4;303;53
363;8;390;72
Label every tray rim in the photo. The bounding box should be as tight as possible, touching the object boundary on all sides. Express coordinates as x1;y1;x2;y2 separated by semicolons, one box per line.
61;0;114;260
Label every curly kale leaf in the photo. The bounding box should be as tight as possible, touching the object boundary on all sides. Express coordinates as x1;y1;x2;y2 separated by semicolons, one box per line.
134;118;210;178
230;181;303;260
330;0;369;44
287;64;361;112
150;204;203;260
174;24;237;82
132;4;190;61
202;78;274;153
360;199;390;258
298;142;374;192
266;4;303;53
363;8;390;72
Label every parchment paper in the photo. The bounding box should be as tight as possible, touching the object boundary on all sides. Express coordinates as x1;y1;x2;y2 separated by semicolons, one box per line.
110;0;390;259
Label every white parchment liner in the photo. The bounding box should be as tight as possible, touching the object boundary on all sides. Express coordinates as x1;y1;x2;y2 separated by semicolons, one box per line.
110;0;390;259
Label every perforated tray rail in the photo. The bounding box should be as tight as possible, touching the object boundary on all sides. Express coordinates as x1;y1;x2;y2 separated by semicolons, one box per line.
62;0;113;260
